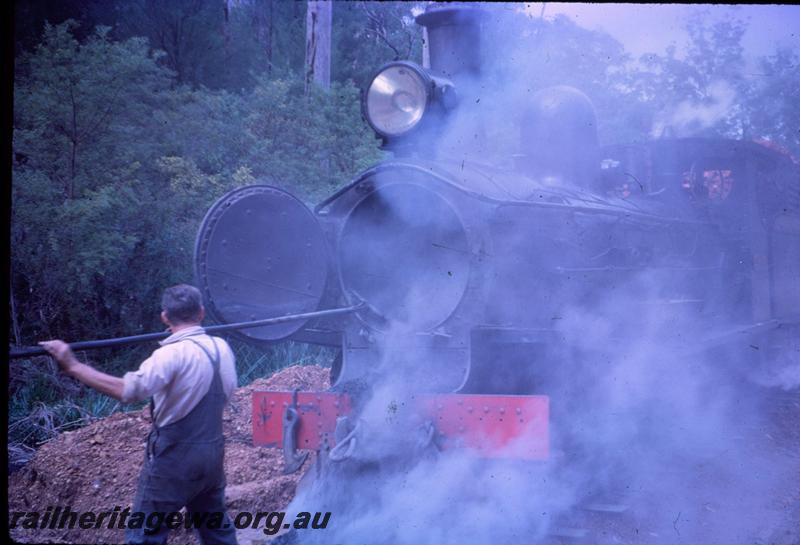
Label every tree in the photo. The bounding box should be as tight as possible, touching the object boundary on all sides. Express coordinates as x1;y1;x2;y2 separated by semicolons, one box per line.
475;10;639;150
332;1;424;87
305;0;333;92
12;22;237;342
90;0;273;90
244;76;381;201
633;12;749;141
745;47;800;156
14;23;172;199
251;0;275;74
11;20;382;347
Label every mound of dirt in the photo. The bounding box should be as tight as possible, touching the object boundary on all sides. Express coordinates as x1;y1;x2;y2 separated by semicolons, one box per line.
8;364;330;545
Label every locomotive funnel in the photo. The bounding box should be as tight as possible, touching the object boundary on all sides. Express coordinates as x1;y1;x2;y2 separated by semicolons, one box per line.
416;3;486;83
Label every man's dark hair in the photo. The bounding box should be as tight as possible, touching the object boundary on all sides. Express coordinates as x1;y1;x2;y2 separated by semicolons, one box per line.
161;284;204;324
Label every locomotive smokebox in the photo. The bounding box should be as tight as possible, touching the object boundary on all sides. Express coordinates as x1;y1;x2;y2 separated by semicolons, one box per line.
416;3;486;84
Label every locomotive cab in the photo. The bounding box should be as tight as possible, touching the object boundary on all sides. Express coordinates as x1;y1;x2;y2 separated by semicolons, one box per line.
600;138;800;327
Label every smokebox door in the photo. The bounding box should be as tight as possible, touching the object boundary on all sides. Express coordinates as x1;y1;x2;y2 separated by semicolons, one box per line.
194;185;329;342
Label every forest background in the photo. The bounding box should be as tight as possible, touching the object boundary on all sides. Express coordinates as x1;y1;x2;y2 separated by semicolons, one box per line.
8;1;799;468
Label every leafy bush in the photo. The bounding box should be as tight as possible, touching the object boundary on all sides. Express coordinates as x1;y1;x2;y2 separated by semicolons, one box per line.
10;21;381;457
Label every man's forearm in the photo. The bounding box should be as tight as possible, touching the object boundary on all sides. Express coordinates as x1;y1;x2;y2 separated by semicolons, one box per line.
67;362;125;401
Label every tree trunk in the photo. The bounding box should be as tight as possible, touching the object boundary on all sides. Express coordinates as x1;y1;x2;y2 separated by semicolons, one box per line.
223;0;232;54
253;0;274;74
304;0;332;93
265;0;273;73
222;0;232;83
68;83;78;200
9;277;21;346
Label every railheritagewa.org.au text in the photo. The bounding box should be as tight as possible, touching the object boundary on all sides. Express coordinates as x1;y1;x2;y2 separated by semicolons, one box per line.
10;506;331;536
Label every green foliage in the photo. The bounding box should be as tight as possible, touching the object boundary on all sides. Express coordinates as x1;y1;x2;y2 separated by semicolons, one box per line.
333;1;425;88
14;23;173;196
12;20;381;348
9;14;386;456
746;47;800;155
244;77;382;201
631;12;750;140
93;0;230;88
7;355;133;468
38;0;425;91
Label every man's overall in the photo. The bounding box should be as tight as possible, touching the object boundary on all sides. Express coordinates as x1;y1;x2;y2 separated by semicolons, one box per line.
126;336;238;545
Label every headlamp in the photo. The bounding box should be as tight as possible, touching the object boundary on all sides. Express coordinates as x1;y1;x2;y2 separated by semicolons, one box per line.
364;62;431;138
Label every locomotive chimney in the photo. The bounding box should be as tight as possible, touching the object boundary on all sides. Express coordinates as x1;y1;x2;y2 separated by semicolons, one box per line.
416;3;486;84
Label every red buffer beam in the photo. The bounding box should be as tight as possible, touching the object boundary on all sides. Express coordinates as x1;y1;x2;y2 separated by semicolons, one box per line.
252;391;549;460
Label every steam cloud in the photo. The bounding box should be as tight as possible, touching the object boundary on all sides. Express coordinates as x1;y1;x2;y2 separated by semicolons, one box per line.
652;80;738;138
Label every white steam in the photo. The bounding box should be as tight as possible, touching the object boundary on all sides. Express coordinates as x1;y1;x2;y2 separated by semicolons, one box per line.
651;80;738;138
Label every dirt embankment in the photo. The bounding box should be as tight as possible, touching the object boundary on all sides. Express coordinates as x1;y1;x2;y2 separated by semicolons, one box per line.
8;365;330;545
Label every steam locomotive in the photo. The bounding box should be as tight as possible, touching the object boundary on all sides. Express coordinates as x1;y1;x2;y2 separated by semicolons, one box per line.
193;3;799;486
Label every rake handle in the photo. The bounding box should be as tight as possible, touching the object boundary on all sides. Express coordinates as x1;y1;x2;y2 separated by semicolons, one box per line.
8;304;363;360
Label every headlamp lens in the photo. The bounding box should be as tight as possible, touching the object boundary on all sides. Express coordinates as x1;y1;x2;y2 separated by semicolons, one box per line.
366;64;428;137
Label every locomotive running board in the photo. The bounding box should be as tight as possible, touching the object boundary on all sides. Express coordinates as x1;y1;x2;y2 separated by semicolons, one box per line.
252;391;549;460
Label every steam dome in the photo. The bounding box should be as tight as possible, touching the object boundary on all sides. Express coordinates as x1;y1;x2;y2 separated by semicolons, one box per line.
520;85;600;185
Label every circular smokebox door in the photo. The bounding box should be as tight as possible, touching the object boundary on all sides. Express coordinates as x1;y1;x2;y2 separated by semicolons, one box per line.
194;185;329;342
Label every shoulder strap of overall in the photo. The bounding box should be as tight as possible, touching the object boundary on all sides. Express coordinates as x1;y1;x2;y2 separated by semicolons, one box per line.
185;336;220;370
149;336;220;425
